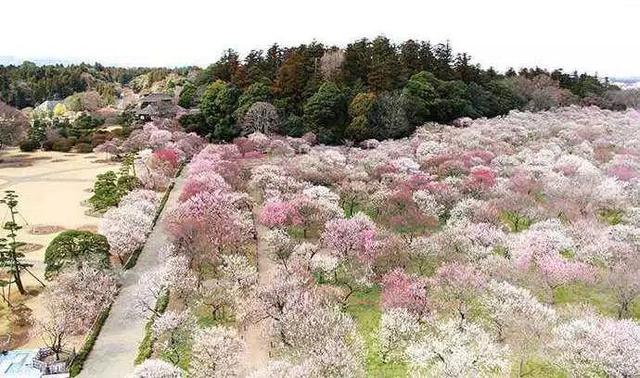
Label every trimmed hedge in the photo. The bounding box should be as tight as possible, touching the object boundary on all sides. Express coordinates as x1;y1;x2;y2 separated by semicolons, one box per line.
134;291;170;364
122;245;145;271
68;304;112;376
19;139;39;152
69;163;184;375
52;138;74;152
152;181;175;227
76;142;93;153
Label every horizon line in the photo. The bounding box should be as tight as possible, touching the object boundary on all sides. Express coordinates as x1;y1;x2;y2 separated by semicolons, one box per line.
0;54;638;81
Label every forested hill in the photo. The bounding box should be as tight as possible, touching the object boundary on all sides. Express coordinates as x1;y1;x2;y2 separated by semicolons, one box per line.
1;36;632;143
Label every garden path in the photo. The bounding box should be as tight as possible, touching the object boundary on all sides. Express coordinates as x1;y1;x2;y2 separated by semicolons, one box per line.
241;161;278;374
78;174;185;378
242;210;276;373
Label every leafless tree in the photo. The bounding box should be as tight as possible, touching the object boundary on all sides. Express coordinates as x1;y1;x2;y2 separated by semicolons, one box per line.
240;102;279;135
320;49;345;80
0;102;28;149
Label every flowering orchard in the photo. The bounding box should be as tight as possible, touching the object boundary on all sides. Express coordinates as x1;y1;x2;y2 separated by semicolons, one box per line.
132;107;640;377
22;122;206;366
95;122;205;265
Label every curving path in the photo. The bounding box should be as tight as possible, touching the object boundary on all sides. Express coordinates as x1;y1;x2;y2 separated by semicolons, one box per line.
78;174;185;378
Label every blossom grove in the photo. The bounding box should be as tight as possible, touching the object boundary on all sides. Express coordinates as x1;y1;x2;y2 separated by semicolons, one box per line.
93;106;640;376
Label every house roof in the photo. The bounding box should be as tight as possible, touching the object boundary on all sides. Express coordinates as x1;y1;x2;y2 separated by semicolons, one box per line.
137;104;160;116
137;103;183;117
0;349;42;378
139;93;173;103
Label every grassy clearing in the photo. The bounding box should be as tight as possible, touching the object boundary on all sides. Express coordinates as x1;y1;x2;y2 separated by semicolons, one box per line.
554;283;640;320
511;359;567;378
157;301;237;371
346;287;407;377
134;291;170;364
159;338;192;371
193;302;235;328
345;287;572;378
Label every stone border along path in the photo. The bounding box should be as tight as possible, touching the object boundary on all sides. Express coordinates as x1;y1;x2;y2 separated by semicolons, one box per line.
78;173;185;378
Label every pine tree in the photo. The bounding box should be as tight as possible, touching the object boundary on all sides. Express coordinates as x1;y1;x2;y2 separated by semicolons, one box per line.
368;36;400;92
0;191;44;296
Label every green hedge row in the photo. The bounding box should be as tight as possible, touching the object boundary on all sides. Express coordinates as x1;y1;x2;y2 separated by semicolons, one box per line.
134;291;170;364
69;164;184;375
123;171;179;270
68;304;112;376
151;181;175;227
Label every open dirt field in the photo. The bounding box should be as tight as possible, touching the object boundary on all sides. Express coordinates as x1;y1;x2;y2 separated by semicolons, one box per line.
0;148;118;348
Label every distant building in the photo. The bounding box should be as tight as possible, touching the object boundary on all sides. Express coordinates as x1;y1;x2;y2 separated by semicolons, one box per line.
0;348;71;378
136;93;183;120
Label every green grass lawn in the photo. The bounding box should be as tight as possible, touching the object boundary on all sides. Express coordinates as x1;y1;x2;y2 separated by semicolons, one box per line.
159;339;192;371
346;287;408;377
344;286;584;378
512;359;568;378
554;283;640;320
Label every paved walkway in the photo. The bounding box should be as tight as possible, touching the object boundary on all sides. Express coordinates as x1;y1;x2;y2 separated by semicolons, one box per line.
78;174;185;378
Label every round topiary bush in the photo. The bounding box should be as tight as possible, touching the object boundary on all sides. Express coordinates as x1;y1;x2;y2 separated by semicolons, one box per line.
19;139;39;152
52;138;74;152
44;230;111;279
42;139;54;151
75;143;93;153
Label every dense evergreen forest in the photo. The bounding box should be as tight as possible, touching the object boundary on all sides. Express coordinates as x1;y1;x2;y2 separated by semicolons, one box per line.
0;62;162;108
0;36;623;144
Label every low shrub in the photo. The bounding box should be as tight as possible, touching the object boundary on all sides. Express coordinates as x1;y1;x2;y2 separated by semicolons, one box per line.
19;139;39;152
42;139;55;151
68;304;112;376
89;171;120;211
52;138;74;152
76;143;93;153
134;291;170;364
89;169;140;212
91;131;113;148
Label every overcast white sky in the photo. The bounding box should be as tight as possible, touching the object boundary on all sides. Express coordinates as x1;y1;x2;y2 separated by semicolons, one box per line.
1;0;638;78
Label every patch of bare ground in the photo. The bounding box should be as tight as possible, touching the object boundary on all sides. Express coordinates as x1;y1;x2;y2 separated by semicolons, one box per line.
28;225;66;235
18;243;45;253
76;224;98;233
92;158;115;164
84;208;105;218
0;148;116;349
0;161;34;168
0;154;52;168
0;287;42;349
317;283;348;303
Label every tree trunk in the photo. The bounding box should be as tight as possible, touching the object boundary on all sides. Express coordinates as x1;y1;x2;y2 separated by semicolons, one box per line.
13;272;26;295
342;283;354;307
618;302;628;319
